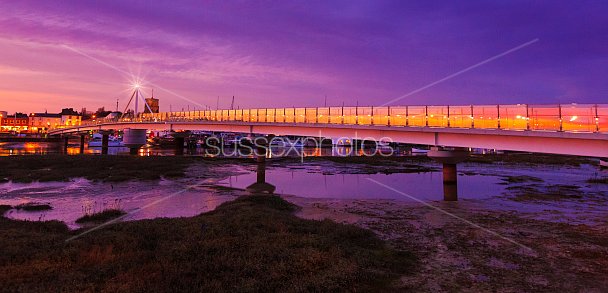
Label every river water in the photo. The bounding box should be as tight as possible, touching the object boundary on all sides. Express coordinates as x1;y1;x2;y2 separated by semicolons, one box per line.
1;142;608;228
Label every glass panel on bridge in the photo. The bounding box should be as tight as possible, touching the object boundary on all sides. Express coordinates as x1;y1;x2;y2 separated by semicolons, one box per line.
471;106;498;129
373;107;389;126
427;106;448;127
343;107;357;124
295;108;306;123
285;108;295;123
358;107;372;125
318;107;329;124
389;107;407;126
407;106;426;127
560;104;595;132
499;105;527;130
266;109;275;123
528;105;559;131
449;106;472;128
305;108;317;123
329;107;342;124
250;109;259;122
275;108;286;123
257;109;267;122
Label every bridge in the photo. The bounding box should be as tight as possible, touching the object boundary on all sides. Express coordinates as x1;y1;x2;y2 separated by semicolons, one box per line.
50;103;608;157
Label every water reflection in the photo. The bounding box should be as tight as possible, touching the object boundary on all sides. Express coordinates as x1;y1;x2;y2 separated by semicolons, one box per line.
222;165;504;201
0;179;235;229
0;141;405;158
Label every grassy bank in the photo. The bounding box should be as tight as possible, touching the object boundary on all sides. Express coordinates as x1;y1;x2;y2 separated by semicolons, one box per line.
468;153;597;166
0;195;415;292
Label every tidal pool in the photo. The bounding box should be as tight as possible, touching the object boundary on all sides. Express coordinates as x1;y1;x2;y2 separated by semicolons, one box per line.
1;159;607;228
0;178;234;228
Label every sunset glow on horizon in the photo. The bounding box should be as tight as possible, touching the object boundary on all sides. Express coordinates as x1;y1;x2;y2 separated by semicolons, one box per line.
1;1;607;113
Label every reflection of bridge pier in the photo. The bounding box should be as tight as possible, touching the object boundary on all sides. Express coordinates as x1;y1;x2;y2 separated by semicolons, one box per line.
79;134;85;154
427;147;470;201
246;136;276;194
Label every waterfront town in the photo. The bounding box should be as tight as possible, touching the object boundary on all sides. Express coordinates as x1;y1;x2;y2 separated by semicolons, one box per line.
0;95;159;135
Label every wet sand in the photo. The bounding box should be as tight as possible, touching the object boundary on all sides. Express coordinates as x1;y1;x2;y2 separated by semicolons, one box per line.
285;194;608;292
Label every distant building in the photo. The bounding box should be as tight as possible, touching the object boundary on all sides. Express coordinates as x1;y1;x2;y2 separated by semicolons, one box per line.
29;108;82;133
144;97;159;113
102;111;122;121
60;108;82;126
0;113;29;133
29;112;62;133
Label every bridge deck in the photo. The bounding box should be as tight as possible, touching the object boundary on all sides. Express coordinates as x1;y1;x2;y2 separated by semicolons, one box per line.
49;104;608;157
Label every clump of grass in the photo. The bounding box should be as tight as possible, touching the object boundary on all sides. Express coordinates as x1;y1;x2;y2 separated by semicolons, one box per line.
507;184;582;201
14;203;53;211
469;153;595;166
75;209;126;224
587;177;608;184
500;175;544;184
0;195;415;291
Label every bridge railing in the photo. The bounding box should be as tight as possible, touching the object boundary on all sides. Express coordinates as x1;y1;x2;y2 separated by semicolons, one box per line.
78;104;608;133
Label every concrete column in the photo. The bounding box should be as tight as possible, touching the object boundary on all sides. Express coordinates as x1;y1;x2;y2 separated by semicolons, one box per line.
246;135;275;194
123;129;147;156
63;136;69;154
427;147;469;201
101;134;109;155
79;134;85;154
442;163;457;184
442;163;458;201
256;160;266;184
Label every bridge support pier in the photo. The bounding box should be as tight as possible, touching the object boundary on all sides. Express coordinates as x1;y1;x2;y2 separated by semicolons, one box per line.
427;147;469;201
246;136;276;194
101;133;109;155
63;136;69;154
79;134;85;154
123;129;147;156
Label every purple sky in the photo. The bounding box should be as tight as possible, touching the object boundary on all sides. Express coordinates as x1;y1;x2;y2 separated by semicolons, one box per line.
0;0;606;113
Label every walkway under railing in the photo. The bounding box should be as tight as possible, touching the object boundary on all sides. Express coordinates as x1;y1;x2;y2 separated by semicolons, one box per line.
86;104;608;133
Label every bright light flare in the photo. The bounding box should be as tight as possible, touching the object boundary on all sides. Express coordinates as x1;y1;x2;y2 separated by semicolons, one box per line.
128;74;146;92
569;115;578;122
